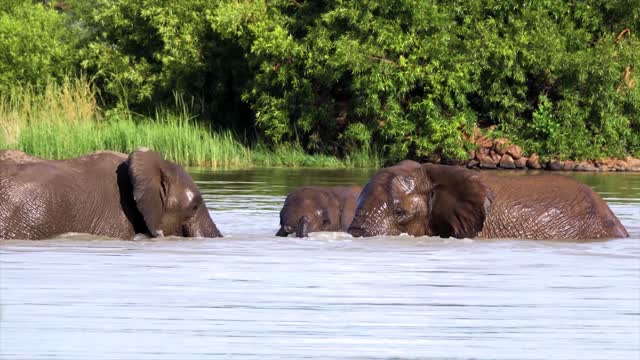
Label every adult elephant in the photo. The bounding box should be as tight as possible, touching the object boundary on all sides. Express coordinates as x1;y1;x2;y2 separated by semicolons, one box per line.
348;160;628;240
276;185;362;237
0;149;43;163
0;148;223;240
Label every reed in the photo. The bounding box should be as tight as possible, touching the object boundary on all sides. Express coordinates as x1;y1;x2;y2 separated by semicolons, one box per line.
1;78;382;168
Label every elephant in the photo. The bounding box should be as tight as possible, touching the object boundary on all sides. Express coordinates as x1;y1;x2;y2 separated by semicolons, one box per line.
0;149;43;163
276;185;362;237
0;148;223;240
348;160;628;240
0;149;124;164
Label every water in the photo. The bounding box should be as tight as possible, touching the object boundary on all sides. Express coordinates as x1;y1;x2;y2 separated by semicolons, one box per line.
1;169;639;359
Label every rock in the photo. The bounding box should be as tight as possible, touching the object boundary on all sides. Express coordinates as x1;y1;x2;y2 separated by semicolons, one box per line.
598;165;609;172
478;147;490;157
467;160;480;168
613;159;628;171
602;158;616;168
562;160;575;171
548;160;563;171
480;161;497;169
526;153;541;169
489;150;501;163
626;156;640;171
514;157;527;168
469;149;476;160
505;145;522;159
466;127;483;143
476;135;493;148
472;127;483;140
478;154;498;169
574;161;598;172
493;138;510;155
499;154;516;169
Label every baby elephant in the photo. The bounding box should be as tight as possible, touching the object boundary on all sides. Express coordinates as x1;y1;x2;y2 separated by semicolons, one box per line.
276;186;362;237
0;148;222;240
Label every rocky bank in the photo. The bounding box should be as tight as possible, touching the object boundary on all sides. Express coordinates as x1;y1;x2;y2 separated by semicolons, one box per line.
466;134;640;172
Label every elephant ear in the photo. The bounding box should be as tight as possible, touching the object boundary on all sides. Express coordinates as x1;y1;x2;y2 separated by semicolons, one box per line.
128;148;168;237
419;164;494;239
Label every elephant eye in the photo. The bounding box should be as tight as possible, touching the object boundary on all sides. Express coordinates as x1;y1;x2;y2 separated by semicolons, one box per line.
394;206;405;217
189;194;203;213
394;205;413;225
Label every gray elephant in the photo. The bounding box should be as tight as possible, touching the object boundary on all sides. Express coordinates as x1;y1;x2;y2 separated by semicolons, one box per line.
0;148;222;240
276;185;362;237
348;160;628;240
0;149;43;163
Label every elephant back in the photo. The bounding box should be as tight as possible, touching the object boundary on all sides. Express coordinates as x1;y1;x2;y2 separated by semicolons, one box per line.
479;173;628;239
0;150;43;164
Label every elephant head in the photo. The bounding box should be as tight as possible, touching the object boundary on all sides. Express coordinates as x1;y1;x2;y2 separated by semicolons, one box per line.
0;148;223;240
276;187;353;238
348;161;493;238
128;149;222;238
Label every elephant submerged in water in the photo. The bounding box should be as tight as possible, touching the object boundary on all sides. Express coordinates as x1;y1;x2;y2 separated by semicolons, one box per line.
0;148;222;240
276;185;362;237
348;160;628;240
0;149;43;163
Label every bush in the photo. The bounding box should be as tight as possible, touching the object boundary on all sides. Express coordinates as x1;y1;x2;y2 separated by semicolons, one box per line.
209;0;640;161
79;0;252;130
0;1;82;93
4;0;639;162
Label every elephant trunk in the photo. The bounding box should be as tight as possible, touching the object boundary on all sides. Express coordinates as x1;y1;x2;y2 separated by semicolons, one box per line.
347;213;370;237
201;218;223;238
184;205;222;238
295;216;310;238
348;212;396;238
348;224;366;238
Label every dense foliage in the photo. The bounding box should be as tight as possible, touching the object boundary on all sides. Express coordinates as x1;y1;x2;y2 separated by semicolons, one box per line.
0;0;82;93
2;0;639;161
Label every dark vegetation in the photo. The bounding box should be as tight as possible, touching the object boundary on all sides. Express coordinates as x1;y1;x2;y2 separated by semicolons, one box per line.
1;0;638;165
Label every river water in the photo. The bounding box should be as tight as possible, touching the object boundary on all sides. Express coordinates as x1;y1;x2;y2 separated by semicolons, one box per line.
1;169;639;359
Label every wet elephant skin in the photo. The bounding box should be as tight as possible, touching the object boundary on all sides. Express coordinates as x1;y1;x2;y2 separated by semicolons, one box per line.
0;149;43;164
0;149;222;240
276;185;362;237
348;161;628;240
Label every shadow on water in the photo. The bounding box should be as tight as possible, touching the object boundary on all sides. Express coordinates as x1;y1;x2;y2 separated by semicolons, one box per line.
1;168;639;359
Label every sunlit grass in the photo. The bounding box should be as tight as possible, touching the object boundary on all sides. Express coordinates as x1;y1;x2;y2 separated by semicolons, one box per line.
0;78;382;168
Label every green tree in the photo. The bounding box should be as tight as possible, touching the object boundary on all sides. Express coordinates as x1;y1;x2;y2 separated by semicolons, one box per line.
211;0;480;160
0;0;82;92
80;0;252;129
25;0;637;161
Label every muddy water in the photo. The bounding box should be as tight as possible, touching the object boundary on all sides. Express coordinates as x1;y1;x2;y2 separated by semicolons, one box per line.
1;169;639;359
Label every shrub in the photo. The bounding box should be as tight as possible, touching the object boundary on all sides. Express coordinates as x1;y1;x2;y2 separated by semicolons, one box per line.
0;1;82;93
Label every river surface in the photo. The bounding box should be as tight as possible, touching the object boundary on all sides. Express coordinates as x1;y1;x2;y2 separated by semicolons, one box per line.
1;169;639;360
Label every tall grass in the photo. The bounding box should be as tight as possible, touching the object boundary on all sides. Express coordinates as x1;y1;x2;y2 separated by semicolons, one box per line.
0;76;97;146
15;113;254;167
1;78;382;168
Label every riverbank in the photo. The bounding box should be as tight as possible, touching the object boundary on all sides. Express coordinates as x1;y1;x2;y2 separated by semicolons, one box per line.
6;123;638;171
4;115;638;171
0;79;381;169
2;79;637;171
0;116;382;169
464;131;640;172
